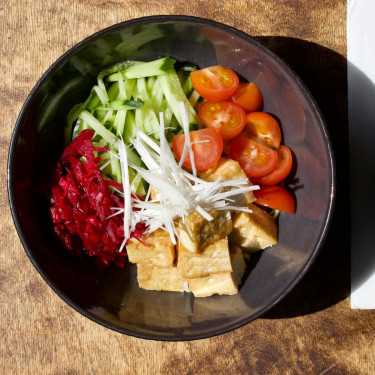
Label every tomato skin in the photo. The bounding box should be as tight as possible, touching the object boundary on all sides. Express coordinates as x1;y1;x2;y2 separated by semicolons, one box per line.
253;145;293;185
231;82;263;113
254;186;295;214
198;100;246;141
222;140;232;155
244;112;281;149
190;65;239;101
172;127;223;171
229;135;278;178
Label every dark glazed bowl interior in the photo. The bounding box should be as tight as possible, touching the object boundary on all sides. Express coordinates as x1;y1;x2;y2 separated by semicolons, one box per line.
8;16;335;340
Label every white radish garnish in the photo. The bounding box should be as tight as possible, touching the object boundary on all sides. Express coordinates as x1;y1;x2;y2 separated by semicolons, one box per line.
117;103;260;244
117;140;131;251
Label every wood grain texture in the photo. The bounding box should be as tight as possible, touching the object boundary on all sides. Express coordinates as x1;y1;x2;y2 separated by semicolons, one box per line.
2;0;375;374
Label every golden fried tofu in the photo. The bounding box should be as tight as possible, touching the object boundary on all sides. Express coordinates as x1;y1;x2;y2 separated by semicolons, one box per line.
199;157;256;205
229;203;277;252
149;186;160;201
177;238;232;279
188;273;238;297
230;246;246;285
178;210;232;253
186;245;247;297
126;228;175;267
137;263;185;292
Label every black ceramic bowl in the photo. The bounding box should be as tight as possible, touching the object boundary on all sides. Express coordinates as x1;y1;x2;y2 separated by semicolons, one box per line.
8;16;335;340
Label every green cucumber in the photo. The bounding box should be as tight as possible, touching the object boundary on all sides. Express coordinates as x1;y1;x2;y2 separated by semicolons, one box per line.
136;78;160;138
130;172;146;195
98;60;136;81
96;99;143;111
182;76;194;97
117;72;126;100
157;68;202;127
113;110;127;136
150;78;163;115
123;110;136;144
106;62;142;82
146;76;156;95
189;90;201;108
124;78;136;99
107;81;120;101
110;145;122;183
79;110;119;146
93;85;109;107
84;91;101;110
122;57;176;79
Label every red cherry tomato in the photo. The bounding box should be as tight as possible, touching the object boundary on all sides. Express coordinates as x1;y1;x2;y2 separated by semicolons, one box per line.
190;65;239;101
253;145;293;185
173;127;223;171
223;140;232;155
254;185;295;214
229;135;278;178
198;100;246;141
231;82;263;113
244;112;281;149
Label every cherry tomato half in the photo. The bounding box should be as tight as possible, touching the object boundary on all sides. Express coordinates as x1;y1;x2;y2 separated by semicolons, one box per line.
222;140;232;155
198;100;246;141
254;185;295;214
173;127;223;171
231;82;263;113
190;65;239;101
229;135;278;178
243;112;281;149
252;145;293;185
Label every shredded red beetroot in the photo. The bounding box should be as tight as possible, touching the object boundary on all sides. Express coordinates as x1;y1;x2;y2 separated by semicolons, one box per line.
50;129;145;269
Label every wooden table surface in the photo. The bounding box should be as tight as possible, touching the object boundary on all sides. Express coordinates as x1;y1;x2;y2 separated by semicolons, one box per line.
2;0;375;374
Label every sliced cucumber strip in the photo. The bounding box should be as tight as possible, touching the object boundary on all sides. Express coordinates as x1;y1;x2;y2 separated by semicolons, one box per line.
113;110;127;136
107;81;120;101
79;110;119;146
157;68;201;127
110;146;122;184
96;99;143;111
98;60;136;81
122;57;176;79
123;110;136;144
189;90;201;108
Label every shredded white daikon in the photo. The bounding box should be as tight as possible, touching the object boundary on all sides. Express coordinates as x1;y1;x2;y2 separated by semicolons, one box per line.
117;140;131;250
116;102;259;244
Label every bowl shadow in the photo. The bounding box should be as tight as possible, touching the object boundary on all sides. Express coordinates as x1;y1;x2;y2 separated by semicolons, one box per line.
253;36;349;318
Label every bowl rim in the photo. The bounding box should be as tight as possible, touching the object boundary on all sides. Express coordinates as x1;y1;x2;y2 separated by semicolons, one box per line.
7;14;336;341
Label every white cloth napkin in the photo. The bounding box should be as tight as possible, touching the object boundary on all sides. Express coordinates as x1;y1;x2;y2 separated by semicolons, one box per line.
348;0;375;309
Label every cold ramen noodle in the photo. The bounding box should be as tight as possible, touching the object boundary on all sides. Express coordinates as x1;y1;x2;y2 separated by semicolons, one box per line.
49;57;295;297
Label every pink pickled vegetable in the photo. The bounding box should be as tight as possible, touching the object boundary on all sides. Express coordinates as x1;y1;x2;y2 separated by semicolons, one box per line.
49;129;144;268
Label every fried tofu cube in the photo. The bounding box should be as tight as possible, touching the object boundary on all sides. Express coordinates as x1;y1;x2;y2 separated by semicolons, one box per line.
187;245;247;297
199;157;256;205
178;210;232;253
229;203;277;252
137;264;185;292
177;238;232;279
149;186;160;201
188;273;238;297
126;228;175;267
230;246;246;285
